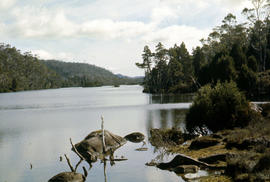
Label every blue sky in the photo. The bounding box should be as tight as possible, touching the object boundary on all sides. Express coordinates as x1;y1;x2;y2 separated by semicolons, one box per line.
0;0;252;76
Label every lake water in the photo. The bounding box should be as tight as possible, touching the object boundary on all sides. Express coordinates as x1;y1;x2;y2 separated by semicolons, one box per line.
0;85;194;182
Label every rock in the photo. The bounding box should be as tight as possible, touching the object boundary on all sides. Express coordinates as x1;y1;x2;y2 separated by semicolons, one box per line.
124;132;145;143
198;154;227;164
73;130;127;163
253;153;270;171
112;158;128;161
172;165;199;174
48;172;85;182
189;136;220;150
135;147;148;151
249;102;262;113
145;161;157;166
226;137;270;150
211;133;223;139
235;173;249;182
157;154;209;170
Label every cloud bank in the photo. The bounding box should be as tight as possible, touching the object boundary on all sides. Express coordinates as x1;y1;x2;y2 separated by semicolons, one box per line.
0;0;252;76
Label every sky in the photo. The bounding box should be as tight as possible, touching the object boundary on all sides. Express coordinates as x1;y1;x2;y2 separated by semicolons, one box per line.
0;0;253;76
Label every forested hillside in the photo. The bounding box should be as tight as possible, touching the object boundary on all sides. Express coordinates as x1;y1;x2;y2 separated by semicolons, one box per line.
0;44;62;92
0;44;142;93
136;4;270;98
43;60;142;87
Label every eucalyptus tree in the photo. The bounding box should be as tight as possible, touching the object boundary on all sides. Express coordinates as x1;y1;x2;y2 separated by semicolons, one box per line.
242;0;270;71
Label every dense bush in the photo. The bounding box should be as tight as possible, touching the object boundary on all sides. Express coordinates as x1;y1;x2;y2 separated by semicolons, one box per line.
186;81;253;133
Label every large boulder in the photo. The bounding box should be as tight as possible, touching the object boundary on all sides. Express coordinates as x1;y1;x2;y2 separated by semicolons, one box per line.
73;130;127;163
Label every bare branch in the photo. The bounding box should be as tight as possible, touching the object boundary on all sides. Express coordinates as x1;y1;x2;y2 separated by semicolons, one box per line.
74;158;83;172
70;138;84;160
101;116;106;153
64;154;75;172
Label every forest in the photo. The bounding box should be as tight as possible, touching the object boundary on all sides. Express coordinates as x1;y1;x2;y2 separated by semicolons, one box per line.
136;2;270;98
0;44;142;93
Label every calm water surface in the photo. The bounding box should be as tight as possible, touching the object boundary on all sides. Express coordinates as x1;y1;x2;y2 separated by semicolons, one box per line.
0;85;194;182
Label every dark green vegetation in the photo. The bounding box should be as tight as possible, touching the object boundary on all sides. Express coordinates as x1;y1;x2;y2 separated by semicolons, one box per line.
0;44;142;93
186;81;255;133
148;104;270;181
0;44;62;92
43;60;142;87
136;2;270;98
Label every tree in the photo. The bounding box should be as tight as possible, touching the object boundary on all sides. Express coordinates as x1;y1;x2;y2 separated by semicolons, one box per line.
215;55;237;83
186;81;252;133
135;45;152;73
192;46;207;78
248;55;259;72
230;43;247;71
237;64;258;96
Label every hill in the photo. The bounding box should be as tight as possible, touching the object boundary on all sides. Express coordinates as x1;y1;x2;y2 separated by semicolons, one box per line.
0;43;142;93
43;60;143;87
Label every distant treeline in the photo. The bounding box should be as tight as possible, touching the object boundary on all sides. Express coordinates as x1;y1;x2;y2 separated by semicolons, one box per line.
136;5;270;98
0;44;142;93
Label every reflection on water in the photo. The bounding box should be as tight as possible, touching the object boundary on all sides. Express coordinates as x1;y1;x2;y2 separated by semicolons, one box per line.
0;85;193;182
146;109;187;133
150;93;194;104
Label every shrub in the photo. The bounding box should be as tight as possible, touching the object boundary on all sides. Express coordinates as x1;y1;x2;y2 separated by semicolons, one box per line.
186;81;253;133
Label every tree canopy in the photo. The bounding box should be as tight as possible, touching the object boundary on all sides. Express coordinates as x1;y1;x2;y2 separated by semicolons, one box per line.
136;1;270;97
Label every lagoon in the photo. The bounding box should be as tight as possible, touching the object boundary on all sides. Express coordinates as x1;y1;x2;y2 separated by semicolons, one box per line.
0;85;193;182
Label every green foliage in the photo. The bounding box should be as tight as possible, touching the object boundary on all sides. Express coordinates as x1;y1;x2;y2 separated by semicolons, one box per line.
186;81;252;133
247;56;258;72
237;64;258;96
136;42;195;94
0;44;62;92
136;8;270;97
230;43;247;71
0;43;142;93
215;55;237;82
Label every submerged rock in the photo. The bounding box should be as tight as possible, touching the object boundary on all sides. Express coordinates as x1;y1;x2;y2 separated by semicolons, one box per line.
124;132;145;143
48;172;86;182
73;130;127;163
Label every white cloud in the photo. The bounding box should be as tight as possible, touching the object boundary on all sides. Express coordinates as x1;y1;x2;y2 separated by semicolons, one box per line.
31;49;74;61
0;0;16;10
80;19;153;39
143;25;210;50
0;0;254;76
